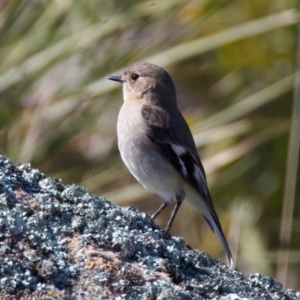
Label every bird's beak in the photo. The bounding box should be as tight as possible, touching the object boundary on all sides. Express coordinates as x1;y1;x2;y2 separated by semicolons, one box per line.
107;75;123;83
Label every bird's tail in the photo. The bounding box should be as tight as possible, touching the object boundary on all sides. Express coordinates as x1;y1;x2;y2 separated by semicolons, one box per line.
204;214;234;268
185;186;234;268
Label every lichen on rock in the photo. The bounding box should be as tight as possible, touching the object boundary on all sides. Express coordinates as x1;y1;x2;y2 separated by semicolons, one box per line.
0;154;299;299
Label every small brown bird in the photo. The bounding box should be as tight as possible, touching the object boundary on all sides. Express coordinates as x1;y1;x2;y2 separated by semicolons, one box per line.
108;62;234;267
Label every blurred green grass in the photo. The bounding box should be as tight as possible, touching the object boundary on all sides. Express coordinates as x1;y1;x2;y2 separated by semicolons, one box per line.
0;0;299;289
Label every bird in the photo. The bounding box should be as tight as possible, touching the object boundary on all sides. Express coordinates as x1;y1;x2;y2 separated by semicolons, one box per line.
108;62;234;267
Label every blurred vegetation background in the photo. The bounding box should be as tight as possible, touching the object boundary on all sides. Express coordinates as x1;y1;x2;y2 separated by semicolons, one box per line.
0;0;299;290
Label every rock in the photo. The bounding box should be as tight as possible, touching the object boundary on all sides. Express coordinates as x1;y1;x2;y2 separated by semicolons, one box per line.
0;154;299;299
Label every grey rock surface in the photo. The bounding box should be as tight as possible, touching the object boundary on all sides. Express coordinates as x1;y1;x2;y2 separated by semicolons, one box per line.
0;154;299;300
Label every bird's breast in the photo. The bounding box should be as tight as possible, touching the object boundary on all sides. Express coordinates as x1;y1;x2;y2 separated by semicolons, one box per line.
117;103;152;171
116;103;181;201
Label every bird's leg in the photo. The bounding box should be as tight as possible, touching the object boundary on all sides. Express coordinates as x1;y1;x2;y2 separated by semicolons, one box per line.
151;202;169;220
164;191;185;233
164;201;182;233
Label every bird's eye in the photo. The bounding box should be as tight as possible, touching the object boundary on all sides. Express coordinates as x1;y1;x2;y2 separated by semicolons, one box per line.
131;73;140;80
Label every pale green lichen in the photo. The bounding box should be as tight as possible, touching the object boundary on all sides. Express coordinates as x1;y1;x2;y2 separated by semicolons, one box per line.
0;154;299;299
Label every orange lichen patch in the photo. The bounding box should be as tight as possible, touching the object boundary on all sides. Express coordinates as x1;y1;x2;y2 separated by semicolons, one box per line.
85;248;122;271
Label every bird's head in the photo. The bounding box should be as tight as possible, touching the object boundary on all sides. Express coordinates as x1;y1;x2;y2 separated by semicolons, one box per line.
108;62;177;107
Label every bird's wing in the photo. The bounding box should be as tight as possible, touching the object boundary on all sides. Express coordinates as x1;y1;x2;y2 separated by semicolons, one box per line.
141;104;213;208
